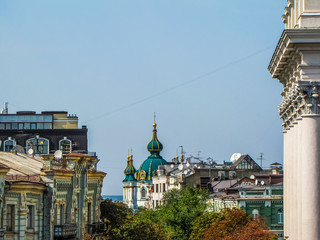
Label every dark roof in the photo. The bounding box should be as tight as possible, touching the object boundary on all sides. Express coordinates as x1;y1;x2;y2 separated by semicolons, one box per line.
270;162;282;166
230;154;262;171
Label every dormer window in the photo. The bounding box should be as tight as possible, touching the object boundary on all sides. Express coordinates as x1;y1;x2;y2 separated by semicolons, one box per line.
59;137;72;154
3;138;16;152
26;137;49;155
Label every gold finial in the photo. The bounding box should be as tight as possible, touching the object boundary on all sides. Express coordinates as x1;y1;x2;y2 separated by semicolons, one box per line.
180;146;184;163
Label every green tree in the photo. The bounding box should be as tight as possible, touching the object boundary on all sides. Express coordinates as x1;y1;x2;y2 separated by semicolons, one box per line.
100;199;132;234
112;214;168;240
189;211;220;240
156;186;210;240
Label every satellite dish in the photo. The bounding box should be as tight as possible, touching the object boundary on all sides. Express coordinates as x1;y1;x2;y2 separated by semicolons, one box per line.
230;153;242;162
250;175;255;180
178;164;183;170
261;181;265;185
184;170;188;174
186;162;190;168
28;149;34;155
16;145;25;154
171;164;174;168
54;150;63;160
255;179;258;185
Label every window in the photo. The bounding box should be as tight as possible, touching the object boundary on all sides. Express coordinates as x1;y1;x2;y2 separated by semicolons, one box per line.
141;188;146;198
3;139;16;152
6;205;14;231
26;137;49;154
87;203;92;224
27;205;34;229
163;183;166;192
60;204;64;225
54;204;58;225
59;138;72;154
278;208;283;224
252;209;259;220
156;184;158;193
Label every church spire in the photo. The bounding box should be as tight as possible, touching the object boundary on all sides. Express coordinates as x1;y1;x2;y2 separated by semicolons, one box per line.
147;114;163;156
123;150;136;182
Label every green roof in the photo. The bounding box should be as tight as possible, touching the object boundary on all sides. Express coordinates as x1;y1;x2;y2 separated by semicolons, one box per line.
123;155;136;182
137;123;167;182
136;154;167;182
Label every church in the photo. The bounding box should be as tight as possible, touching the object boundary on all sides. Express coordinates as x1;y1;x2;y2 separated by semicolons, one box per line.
123;121;167;209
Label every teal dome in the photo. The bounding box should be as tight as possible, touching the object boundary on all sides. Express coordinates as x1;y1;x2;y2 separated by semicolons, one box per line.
136;154;166;182
137;122;167;182
147;123;163;153
123;155;137;182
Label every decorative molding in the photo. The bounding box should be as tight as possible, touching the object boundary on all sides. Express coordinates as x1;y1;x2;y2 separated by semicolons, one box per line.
279;81;320;128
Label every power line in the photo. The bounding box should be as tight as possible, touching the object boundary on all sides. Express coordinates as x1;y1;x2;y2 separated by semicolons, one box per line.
83;45;274;123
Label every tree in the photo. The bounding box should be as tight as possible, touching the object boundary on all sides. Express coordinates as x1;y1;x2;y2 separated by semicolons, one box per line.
111;214;168;240
189;212;220;240
156;186;210;240
222;220;278;240
100;199;168;240
201;208;278;240
100;199;132;229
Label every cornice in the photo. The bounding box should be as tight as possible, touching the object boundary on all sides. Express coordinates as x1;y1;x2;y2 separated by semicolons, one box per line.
268;29;320;80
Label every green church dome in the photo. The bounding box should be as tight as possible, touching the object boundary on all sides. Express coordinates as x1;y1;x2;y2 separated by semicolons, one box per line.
147;123;163;153
123;155;137;182
137;122;167;182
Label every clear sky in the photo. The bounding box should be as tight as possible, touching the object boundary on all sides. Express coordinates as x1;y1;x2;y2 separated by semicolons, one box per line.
0;0;287;195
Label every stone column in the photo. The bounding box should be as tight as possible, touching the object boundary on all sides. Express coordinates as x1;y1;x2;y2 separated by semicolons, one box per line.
300;115;320;239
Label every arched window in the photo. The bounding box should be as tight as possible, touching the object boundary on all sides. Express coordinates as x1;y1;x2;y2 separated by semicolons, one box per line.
252;209;259;219
59;137;72;154
26;136;49;154
3;138;16;152
278;208;283;224
141;187;146;198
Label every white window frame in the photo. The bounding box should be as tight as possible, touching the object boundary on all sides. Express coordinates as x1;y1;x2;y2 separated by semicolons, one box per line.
59;137;72;154
3;138;16;152
26;137;50;155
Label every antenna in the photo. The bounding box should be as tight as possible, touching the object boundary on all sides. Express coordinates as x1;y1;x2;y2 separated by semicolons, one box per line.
196;151;201;158
154;112;156;123
28;148;34;156
1;102;8;114
54;150;63;160
258;152;264;168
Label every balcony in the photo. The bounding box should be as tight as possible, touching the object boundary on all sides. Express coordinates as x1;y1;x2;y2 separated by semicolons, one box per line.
54;224;77;239
87;222;108;234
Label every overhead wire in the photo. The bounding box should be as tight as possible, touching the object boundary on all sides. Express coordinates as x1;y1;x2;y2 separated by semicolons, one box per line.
83;45;275;124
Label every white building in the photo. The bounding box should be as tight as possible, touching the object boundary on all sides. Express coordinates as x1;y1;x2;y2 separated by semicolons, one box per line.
268;1;320;239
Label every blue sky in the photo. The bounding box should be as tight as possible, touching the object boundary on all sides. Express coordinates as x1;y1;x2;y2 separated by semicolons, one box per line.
0;0;287;195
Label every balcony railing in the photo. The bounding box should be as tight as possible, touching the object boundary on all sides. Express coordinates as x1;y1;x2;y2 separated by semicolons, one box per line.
87;222;108;234
54;224;77;239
